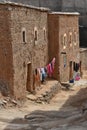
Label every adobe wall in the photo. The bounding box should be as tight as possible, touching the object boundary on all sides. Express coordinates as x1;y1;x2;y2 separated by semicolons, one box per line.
62;0;87;47
48;13;80;82
48;14;60;80
59;14;80;82
80;48;87;70
9;4;48;99
6;0;87;47
0;4;14;97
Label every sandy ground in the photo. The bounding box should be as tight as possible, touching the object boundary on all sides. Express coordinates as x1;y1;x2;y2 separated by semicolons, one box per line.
0;79;87;130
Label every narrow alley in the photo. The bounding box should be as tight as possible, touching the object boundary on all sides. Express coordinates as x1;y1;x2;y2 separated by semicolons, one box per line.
0;79;87;130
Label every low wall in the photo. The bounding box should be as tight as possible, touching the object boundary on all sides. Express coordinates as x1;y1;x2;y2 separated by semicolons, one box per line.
80;48;87;71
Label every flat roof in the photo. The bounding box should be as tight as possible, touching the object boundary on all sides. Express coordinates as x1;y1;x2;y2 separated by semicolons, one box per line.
49;11;80;15
0;1;50;12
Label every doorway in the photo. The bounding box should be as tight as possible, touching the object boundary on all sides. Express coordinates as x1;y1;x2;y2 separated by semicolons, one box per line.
69;61;73;80
26;62;32;92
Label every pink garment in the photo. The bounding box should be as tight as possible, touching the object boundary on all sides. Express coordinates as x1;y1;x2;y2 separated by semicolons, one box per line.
49;63;52;76
75;76;80;81
47;64;52;77
51;63;54;74
51;57;56;70
46;58;56;77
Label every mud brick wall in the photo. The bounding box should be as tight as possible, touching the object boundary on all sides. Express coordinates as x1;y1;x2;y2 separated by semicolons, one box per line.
80;49;87;70
48;14;60;80
0;4;14;96
9;4;48;99
48;13;80;82
59;14;80;82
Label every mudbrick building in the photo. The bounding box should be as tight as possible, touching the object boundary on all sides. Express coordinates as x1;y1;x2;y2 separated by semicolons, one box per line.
48;12;80;82
0;2;80;99
0;2;49;99
2;0;87;47
80;48;87;72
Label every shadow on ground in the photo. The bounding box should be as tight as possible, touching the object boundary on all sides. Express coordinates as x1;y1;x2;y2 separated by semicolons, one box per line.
3;84;87;130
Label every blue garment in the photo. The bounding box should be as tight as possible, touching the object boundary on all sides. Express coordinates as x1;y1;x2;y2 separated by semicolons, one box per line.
41;68;46;82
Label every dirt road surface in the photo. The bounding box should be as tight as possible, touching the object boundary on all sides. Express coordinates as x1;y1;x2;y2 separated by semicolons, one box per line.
0;79;87;130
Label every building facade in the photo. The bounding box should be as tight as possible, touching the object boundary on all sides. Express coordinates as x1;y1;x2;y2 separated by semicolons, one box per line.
80;48;87;71
48;12;80;82
4;0;87;47
0;2;80;99
0;3;48;99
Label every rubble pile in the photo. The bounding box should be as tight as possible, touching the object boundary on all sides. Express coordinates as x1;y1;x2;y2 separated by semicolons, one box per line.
27;80;62;104
36;83;61;103
0;96;24;109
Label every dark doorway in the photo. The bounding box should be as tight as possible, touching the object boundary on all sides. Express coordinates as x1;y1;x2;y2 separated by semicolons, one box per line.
69;61;73;80
79;26;87;47
26;63;32;92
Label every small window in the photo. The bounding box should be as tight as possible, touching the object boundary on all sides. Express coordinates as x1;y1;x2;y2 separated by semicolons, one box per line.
34;30;38;41
62;33;67;49
23;31;26;43
22;28;26;43
69;32;72;47
73;31;77;46
43;27;46;40
34;27;38;45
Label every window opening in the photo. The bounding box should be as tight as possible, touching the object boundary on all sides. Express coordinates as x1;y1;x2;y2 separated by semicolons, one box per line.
23;31;26;43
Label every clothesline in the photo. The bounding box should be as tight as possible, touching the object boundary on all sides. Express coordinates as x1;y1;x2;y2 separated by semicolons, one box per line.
34;57;56;83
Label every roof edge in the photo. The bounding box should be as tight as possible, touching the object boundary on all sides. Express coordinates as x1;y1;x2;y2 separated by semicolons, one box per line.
49;11;80;15
0;1;50;12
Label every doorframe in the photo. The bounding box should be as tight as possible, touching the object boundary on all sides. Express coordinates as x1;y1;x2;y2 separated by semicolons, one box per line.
26;62;32;92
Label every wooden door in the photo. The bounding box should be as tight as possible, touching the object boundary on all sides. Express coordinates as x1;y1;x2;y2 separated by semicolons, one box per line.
26;63;32;92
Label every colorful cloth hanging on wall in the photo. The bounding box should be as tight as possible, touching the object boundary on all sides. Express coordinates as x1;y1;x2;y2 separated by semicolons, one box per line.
34;57;56;84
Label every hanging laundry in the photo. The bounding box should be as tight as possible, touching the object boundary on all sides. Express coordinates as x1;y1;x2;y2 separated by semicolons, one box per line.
46;57;56;77
51;62;53;73
75;73;80;81
49;63;53;75
33;68;41;89
33;57;56;85
47;64;52;77
47;64;50;76
51;57;56;70
41;68;46;83
38;68;42;81
44;67;47;78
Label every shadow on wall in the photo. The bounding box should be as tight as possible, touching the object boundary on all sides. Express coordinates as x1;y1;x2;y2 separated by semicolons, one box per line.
0;80;9;97
79;26;87;47
3;86;87;130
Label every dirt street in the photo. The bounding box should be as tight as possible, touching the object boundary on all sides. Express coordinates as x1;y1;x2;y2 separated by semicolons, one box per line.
0;79;87;130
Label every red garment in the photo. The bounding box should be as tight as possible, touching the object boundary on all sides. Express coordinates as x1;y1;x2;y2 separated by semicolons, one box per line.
47;64;50;75
51;57;56;70
47;64;52;77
